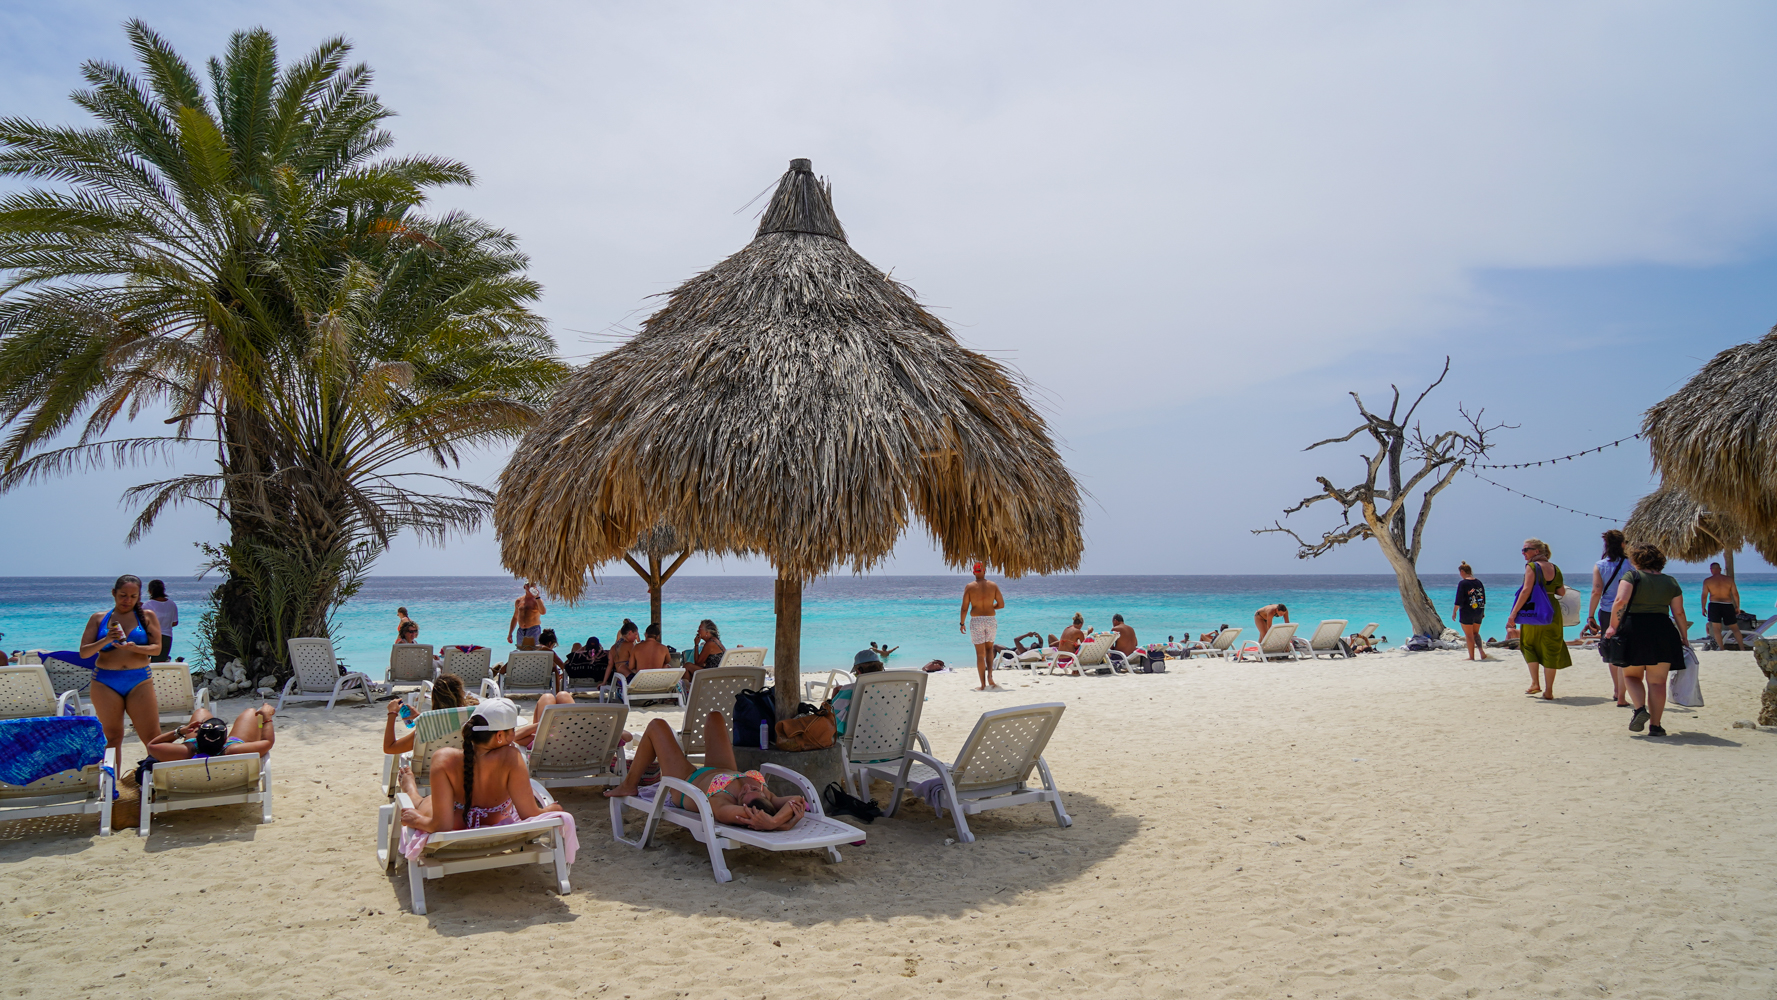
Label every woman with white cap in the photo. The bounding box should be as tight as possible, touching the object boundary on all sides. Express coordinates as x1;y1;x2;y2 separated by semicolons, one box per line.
397;697;566;836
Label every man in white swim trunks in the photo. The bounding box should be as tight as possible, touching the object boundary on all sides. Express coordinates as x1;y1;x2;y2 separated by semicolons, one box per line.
960;562;1005;691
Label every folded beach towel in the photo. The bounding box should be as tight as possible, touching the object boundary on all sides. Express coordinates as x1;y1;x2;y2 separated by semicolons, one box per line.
445;645;485;654
400;809;579;864
911;776;950;818
0;716;106;785
39;649;97;671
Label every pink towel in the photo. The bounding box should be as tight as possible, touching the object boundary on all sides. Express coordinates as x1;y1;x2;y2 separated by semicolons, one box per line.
400;809;579;864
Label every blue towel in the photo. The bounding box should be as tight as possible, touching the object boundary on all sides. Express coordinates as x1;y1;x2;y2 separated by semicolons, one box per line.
0;716;106;786
40;649;97;671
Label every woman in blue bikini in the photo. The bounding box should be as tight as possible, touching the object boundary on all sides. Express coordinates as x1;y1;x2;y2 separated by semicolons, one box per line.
77;574;164;749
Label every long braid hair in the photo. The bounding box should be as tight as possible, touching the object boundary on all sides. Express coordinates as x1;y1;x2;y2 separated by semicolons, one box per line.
459;714;497;815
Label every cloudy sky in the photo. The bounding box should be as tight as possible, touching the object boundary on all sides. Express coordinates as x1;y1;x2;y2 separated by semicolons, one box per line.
3;1;1774;579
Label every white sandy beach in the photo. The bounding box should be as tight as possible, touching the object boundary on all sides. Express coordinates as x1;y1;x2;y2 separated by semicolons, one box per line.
3;647;1774;1000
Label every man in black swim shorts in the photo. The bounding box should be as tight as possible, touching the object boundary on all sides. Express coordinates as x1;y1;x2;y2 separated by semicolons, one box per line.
1700;562;1742;649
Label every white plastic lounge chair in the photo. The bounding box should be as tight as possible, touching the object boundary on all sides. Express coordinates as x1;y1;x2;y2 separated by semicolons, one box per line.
1231;622;1303;662
497;650;558;699
719;646;768;669
393;791;571;914
39;658;91;703
528;703;629;791
804;669;854;704
0;748;113;836
380;705;475;798
838;670;928;814
1073;634;1115;668
387;644;438;694
140;753;271;839
678;666;769;759
1346;623;1380;652
1188;628;1243;657
993;649;1021;676
860;702;1071;844
605;668;682;707
132;662;212;731
280;638;381;710
0;666;84;721
439;646;498;698
608;762;861;883
1306;619;1351;659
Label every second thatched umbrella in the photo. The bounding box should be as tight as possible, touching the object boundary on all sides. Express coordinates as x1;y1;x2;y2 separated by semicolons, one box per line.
1643;328;1777;561
1624;483;1744;574
496;159;1084;709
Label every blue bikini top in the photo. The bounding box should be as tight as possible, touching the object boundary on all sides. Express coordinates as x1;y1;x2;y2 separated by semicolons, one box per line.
98;609;149;651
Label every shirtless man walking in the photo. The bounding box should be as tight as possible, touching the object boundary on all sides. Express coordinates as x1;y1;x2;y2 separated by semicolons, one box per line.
1254;603;1289;640
508;582;547;650
1700;562;1743;649
959;562;1005;690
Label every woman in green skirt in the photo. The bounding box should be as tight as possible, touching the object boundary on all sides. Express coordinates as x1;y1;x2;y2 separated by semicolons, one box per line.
1505;537;1570;699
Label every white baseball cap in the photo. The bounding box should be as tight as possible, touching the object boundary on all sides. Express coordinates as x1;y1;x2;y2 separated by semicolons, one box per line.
471;697;520;732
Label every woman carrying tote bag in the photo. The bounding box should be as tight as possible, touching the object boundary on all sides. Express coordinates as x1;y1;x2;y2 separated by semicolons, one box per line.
1604;543;1692;738
1505;538;1570;700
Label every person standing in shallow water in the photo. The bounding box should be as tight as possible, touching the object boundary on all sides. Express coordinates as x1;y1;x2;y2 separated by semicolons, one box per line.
960;562;1004;690
1506;537;1570;699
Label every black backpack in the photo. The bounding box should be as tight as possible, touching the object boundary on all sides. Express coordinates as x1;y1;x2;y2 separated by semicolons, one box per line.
732;688;777;748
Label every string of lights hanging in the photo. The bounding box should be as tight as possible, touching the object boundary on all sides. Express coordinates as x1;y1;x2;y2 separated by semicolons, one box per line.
1465;469;1621;522
1468;432;1642;470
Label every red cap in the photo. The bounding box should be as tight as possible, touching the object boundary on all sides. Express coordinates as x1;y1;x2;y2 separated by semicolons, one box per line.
972;562;985;573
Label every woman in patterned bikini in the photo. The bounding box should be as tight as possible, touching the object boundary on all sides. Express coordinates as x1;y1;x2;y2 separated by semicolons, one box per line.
604;711;808;831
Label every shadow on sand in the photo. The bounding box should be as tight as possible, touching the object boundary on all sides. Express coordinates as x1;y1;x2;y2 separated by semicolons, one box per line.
389;785;1139;929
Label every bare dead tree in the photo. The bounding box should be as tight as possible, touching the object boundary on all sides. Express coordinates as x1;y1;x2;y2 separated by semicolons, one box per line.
1254;358;1510;637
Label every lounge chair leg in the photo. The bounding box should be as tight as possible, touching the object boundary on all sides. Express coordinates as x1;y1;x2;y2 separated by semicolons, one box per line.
552;830;571;896
408;858;427;915
377;804;396;869
826;846;842;864
950;803;975;844
706;842;732;883
138;790;151;839
261;758;274;823
1038;759;1072;828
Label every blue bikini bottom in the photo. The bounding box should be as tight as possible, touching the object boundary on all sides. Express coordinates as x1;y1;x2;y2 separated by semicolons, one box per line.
93;667;151;698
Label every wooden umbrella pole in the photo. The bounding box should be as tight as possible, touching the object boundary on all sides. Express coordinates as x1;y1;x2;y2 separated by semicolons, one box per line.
1725;547;1736;584
773;571;802;719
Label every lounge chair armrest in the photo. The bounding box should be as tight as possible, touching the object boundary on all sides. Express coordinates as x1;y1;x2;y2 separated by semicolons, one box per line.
904;748;949;773
760;764;825;818
194;685;211;711
479;678;502;700
57;690;82;717
914;731;933;754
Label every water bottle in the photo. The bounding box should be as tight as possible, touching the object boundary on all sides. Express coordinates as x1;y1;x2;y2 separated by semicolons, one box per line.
759;721;770;750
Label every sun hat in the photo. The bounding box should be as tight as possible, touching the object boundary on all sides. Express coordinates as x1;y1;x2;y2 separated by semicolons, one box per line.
471;697;520;732
853;648;884;667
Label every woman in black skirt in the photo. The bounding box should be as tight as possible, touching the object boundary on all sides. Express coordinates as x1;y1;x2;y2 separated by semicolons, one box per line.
1603;543;1691;737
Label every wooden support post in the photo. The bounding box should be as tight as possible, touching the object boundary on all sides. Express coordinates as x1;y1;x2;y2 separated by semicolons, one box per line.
773;571;802;719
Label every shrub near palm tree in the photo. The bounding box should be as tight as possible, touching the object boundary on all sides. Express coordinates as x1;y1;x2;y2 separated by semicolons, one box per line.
0;23;562;674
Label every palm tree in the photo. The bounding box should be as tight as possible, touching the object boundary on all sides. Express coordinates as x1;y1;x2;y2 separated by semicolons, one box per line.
0;23;558;670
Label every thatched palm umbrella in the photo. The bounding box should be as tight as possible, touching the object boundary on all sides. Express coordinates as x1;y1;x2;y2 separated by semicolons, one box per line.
1624;484;1744;574
626;524;690;629
1643;328;1777;562
496;159;1083;709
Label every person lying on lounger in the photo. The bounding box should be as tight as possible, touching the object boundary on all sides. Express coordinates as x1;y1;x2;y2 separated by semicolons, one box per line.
604;711;808;831
146;703;276;761
397;698;565;834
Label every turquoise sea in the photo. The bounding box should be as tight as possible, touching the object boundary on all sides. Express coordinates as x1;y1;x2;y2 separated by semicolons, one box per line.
4;574;1772;675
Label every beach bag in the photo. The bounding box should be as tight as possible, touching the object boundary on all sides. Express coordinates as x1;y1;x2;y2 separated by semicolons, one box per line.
775;703;837;752
1670;647;1704;707
1512;572;1557;626
1145;644;1168;673
1405;635;1436;652
732;688;777;749
921;659;946;673
1558;589;1583;627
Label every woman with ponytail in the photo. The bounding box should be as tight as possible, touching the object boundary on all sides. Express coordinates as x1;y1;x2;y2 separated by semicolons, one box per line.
396;699;567;849
77;574;163;748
